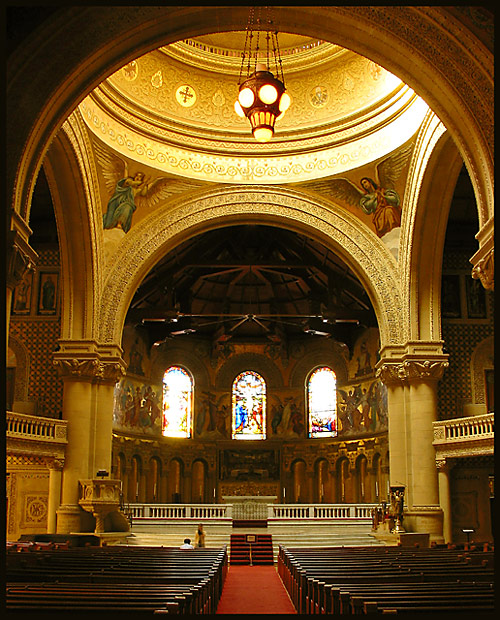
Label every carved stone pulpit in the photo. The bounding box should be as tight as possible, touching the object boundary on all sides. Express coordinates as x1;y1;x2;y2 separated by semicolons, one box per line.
78;478;123;533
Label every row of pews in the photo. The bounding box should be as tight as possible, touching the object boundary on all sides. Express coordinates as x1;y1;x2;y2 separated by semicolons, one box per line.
6;542;228;614
278;544;494;614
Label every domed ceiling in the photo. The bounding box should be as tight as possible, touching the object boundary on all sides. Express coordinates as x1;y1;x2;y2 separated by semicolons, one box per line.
81;31;428;183
72;30;432;349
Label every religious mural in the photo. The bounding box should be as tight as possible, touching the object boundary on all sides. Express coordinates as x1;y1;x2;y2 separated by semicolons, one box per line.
112;378;162;434
94;139;205;234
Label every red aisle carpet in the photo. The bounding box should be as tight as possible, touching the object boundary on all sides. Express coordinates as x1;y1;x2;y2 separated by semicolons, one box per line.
216;565;297;614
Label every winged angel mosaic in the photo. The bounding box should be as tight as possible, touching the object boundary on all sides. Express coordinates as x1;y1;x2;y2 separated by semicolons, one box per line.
294;144;413;239
94;141;204;233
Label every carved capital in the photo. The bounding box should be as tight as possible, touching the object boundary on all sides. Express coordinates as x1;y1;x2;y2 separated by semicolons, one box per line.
6;230;38;289
47;457;65;471
376;359;448;385
471;247;494;290
53;342;127;383
470;217;494;291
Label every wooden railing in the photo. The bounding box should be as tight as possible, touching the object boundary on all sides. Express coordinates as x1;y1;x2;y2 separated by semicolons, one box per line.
6;410;67;444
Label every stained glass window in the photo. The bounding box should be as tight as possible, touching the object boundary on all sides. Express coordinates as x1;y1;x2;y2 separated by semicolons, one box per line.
162;366;193;438
308;366;337;438
232;370;266;440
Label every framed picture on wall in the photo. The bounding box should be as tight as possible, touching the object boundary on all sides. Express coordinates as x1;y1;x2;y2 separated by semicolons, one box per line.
441;274;461;318
12;271;34;315
465;276;487;319
37;271;59;315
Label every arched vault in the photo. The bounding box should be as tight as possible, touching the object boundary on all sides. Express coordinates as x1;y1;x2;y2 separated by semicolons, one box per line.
97;186;404;350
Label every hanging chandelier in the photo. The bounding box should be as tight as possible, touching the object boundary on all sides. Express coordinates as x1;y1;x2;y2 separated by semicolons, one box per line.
234;7;291;142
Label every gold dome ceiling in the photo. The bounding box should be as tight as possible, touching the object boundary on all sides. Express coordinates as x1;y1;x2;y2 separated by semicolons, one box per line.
79;31;429;184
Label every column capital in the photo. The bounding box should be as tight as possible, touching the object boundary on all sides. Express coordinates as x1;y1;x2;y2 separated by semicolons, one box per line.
53;340;126;383
470;216;494;291
6;228;38;290
376;359;449;385
376;342;449;386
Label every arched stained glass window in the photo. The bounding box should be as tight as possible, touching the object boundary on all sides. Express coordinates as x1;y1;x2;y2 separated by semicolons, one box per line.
232;370;266;440
308;366;337;438
162;366;193;438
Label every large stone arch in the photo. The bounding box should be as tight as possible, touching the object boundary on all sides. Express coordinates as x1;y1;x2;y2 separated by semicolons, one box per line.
43;122;103;341
401;119;464;342
8;7;493;243
97;186;404;350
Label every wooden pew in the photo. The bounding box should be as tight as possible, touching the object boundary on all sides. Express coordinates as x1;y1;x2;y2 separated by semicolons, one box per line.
6;544;228;614
278;544;494;615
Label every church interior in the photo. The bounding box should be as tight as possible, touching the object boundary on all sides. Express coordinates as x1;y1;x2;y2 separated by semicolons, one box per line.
6;6;494;613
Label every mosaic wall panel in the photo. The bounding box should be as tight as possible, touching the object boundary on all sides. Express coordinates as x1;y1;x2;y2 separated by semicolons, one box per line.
438;322;494;420
9;319;63;418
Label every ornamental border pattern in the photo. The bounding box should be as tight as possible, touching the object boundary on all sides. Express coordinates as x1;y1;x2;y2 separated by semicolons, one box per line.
97;187;403;348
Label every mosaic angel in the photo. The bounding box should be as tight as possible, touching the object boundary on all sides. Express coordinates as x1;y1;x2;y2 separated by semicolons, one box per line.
94;140;203;233
294;144;413;239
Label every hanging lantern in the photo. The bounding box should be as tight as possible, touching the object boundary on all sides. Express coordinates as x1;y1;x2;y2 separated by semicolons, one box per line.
235;8;290;142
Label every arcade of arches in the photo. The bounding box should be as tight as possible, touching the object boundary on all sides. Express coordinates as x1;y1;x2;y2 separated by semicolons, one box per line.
6;7;494;546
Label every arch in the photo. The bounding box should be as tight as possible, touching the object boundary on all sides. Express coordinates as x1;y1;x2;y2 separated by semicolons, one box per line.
192;459;208;503
289;341;348;388
8;7;492;247
314;458;330;503
98;186;404;350
151;345;210;389
167;457;184;503
355;454;369;503
470;335;494;407
216;352;282;389
402;124;465;341
147;456;162;502
6;336;30;404
43;125;102;341
336;457;351;503
291;459;307;503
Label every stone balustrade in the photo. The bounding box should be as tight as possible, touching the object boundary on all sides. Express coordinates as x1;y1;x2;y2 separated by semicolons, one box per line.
433;412;494;444
127;502;377;521
6;410;68;443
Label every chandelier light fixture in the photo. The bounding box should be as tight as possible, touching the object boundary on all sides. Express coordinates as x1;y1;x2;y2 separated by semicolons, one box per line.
234;6;291;142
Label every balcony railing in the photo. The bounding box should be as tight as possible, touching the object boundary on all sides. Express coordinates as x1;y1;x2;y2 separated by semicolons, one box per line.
433;412;494;444
6;410;68;444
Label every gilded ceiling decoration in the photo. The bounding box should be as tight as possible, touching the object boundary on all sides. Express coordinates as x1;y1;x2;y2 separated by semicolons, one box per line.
81;32;429;184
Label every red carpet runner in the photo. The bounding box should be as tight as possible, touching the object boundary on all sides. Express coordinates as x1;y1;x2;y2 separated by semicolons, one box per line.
216;565;297;614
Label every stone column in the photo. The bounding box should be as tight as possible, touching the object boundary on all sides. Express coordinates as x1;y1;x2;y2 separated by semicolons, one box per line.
47;458;64;534
436;458;453;544
53;342;126;533
377;347;448;539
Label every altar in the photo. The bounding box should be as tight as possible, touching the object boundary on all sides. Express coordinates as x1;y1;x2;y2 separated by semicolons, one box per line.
222;496;278;521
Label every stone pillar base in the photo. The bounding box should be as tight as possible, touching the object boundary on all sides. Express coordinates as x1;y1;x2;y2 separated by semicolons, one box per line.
56;504;83;534
403;506;444;544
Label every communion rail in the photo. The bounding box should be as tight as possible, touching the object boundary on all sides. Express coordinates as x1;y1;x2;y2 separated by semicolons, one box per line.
127;503;377;521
